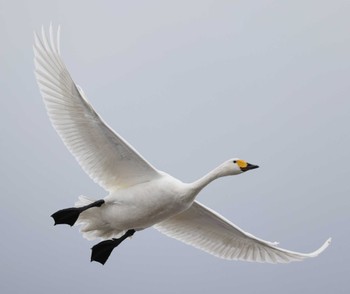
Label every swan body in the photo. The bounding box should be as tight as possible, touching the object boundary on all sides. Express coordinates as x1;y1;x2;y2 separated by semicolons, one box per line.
34;25;331;264
78;173;193;239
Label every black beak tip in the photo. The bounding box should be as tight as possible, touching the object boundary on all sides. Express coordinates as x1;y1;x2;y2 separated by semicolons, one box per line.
241;163;259;172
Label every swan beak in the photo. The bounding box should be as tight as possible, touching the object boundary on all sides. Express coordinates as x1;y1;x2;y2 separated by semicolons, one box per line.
241;163;259;172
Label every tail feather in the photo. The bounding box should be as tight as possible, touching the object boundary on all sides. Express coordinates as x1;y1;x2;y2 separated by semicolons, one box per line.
74;195;125;241
75;195;94;207
74;196;99;227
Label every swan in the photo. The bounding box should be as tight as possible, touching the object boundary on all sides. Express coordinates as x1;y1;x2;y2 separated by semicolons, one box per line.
34;25;331;265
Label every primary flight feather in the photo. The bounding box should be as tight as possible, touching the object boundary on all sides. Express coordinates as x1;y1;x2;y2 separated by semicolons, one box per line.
34;25;330;265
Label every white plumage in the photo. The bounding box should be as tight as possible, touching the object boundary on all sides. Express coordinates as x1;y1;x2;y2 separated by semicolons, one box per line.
34;25;330;264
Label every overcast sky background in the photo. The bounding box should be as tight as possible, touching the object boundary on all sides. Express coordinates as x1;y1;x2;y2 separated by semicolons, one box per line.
1;1;349;293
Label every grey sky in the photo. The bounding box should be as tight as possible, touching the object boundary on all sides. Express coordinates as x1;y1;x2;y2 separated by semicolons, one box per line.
0;0;349;293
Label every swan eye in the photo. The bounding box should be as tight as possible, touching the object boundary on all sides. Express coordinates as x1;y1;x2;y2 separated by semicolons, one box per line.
233;160;237;164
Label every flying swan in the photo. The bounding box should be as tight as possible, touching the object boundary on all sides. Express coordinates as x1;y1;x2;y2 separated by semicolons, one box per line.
34;25;331;265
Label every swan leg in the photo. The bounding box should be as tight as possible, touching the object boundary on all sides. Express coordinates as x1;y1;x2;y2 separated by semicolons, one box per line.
91;229;136;265
51;199;105;226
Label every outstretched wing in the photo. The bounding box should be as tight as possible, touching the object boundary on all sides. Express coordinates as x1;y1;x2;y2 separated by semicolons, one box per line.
34;25;160;191
154;201;331;263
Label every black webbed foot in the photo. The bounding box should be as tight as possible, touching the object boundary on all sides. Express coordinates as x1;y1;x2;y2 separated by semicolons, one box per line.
51;199;105;226
91;229;135;265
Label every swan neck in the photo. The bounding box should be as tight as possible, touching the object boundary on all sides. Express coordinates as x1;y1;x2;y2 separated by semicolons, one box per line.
192;166;224;192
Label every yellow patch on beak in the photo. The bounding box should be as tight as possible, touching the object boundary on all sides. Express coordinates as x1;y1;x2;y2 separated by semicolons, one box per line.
236;160;248;168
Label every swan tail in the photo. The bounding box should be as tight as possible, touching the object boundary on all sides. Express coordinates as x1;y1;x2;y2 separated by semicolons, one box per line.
75;195;94;207
74;196;126;241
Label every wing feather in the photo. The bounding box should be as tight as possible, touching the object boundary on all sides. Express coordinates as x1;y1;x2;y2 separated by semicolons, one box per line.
154;201;331;263
34;25;160;191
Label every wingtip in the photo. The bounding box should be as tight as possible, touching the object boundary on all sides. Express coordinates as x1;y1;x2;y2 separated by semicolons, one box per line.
310;237;332;257
324;237;332;247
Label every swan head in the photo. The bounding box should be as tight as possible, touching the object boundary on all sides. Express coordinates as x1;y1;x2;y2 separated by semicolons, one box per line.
222;158;259;175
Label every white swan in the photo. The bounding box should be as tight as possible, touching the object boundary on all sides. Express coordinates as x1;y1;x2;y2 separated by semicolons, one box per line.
34;25;331;265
